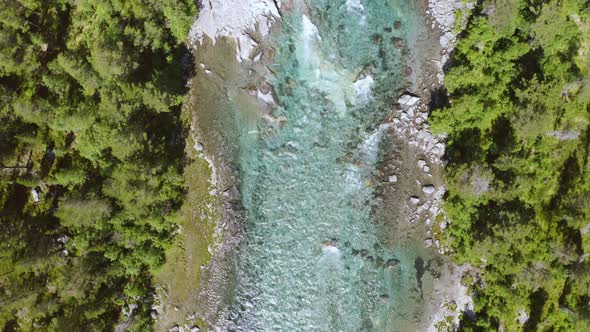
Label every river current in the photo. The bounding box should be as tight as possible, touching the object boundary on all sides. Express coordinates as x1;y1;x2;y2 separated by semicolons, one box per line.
194;0;431;330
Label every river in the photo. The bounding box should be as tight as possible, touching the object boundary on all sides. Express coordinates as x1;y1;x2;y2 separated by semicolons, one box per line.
189;0;455;331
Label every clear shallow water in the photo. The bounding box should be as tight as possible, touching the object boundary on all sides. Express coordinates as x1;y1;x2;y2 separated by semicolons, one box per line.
214;1;425;330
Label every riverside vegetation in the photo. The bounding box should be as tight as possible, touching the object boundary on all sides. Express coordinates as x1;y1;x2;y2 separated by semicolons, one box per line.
431;0;590;330
0;0;196;330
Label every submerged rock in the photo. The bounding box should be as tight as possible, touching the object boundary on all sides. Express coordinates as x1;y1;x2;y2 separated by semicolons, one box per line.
386;258;400;268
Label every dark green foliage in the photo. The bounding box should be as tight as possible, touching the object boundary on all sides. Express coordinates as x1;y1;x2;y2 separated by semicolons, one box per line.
431;0;590;330
0;0;196;330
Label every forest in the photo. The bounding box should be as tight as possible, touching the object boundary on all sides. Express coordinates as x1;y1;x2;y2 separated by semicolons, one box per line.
0;0;196;330
431;0;590;330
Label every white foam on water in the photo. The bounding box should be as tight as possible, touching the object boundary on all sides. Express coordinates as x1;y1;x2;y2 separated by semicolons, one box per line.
343;167;363;193
297;15;357;116
358;124;391;166
345;0;367;24
299;15;322;76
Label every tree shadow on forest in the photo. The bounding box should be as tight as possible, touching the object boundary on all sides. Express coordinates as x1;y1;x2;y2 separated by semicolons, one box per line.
524;288;548;331
472;199;535;240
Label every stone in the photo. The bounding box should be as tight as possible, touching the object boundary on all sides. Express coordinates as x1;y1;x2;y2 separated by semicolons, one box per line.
482;5;496;16
31;188;40;203
386;258;400;267
375;256;385;267
404;66;413;76
410;196;420;205
398;94;419;111
430;206;439;216
57;235;69;243
191;326;201;332
189;0;280;45
388;175;398;183
440;31;455;50
422;185;435;194
194;142;204;151
516;309;529;325
222;186;240;200
257;89;275;104
391;37;404;48
546;130;580;141
353;75;375;104
417;159;427;168
424;238;434;247
423;165;430;173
